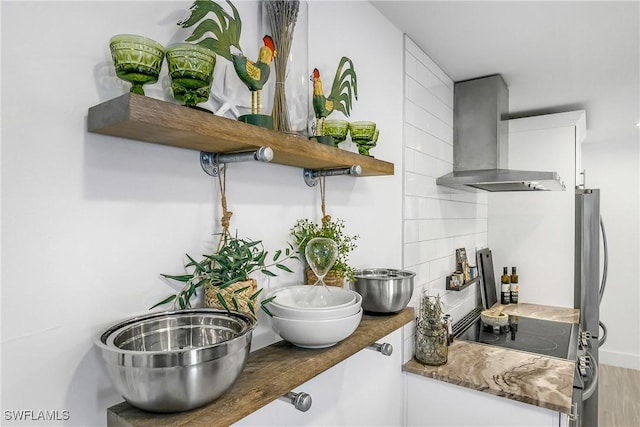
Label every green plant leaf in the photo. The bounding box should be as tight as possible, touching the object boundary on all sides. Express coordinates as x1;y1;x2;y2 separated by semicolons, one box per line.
275;264;293;273
272;250;282;261
260;301;274;317
231;296;239;311
249;288;263;301
216;292;230;312
261;269;276;277
178;295;187;309
248;301;255;315
186;254;206;273
218;277;241;289
261;295;276;305
233;285;250;295
160;274;194;283
149;294;176;310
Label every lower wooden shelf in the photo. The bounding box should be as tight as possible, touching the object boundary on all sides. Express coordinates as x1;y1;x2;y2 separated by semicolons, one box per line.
107;308;413;427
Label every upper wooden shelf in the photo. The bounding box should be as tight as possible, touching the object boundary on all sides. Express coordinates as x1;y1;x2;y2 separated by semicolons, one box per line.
88;93;394;177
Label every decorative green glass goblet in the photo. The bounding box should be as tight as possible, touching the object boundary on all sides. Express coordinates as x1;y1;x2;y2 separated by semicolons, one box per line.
324;120;350;145
349;121;377;156
165;43;217;108
109;34;165;95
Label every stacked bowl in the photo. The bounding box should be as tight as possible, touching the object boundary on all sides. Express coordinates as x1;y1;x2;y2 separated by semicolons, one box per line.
266;285;363;348
96;309;256;413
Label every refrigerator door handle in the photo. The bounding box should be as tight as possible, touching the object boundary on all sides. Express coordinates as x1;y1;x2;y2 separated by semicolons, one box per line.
599;320;607;348
582;350;599;401
599;216;608;304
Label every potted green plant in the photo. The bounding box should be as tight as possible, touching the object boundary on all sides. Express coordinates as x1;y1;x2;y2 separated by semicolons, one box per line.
290;216;359;286
152;233;297;316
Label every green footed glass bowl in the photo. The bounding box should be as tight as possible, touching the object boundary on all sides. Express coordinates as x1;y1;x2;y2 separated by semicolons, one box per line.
165;43;217;107
324;120;349;143
110;34;165;95
349;121;377;142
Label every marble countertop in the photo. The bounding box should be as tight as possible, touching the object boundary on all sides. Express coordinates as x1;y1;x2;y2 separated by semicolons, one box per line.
497;302;580;324
403;302;579;414
107;308;414;427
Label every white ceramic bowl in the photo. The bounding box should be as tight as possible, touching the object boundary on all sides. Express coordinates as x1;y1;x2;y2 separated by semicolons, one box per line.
268;292;362;320
270;308;363;348
269;285;356;309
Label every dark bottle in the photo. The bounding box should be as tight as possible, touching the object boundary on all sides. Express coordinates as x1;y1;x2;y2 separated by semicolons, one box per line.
510;267;519;304
500;267;511;304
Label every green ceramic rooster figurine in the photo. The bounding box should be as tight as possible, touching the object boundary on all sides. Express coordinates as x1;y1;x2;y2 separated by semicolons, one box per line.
312;56;358;140
179;0;276;128
231;35;276;116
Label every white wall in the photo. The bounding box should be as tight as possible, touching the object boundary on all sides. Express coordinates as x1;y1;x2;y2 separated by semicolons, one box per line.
0;1;403;425
581;141;640;370
488;114;581;308
401;37;488;362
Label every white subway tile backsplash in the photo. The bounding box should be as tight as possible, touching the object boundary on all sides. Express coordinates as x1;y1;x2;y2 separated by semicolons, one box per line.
404;219;419;244
406;76;453;127
402;35;487;329
405;52;417;80
404;37;423;60
428;255;454;282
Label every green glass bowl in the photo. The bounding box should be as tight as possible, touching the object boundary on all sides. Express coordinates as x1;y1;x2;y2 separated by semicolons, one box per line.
165;43;217;107
349;121;377;142
324;120;350;143
110;34;165;95
371;128;380;145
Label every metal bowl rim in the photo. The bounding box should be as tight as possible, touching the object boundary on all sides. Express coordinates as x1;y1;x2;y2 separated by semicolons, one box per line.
96;308;256;356
353;268;416;279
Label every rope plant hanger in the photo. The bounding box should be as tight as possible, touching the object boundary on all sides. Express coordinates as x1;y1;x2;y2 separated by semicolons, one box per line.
153;163;296;317
297;176;359;287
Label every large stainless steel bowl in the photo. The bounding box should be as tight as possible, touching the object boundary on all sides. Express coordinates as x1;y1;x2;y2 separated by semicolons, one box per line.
350;269;415;314
96;308;256;413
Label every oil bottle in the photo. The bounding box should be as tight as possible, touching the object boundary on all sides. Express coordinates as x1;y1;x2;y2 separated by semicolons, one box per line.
500;267;511;304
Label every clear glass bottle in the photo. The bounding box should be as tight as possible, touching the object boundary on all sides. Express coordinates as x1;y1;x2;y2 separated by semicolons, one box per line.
501;266;511;304
510;267;519;304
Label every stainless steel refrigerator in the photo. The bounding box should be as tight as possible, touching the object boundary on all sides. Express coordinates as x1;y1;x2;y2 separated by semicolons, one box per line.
575;188;608;427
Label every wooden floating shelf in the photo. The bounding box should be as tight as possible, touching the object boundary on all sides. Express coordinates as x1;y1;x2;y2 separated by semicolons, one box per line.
445;275;480;291
88;93;394;177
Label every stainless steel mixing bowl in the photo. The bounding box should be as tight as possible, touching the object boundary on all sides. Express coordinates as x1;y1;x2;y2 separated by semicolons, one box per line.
350;269;415;314
96;308;256;413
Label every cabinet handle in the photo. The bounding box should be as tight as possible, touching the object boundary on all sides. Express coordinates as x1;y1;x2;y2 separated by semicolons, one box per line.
367;342;393;356
281;391;312;412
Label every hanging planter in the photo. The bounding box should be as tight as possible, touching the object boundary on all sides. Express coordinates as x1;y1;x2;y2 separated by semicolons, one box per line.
152;164;297;317
290;177;359;286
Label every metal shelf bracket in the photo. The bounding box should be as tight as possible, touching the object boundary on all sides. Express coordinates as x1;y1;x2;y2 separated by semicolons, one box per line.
280;391;312;412
367;342;393;356
200;146;274;177
303;165;362;187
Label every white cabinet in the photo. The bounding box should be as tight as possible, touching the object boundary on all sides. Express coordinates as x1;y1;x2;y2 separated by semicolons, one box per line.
233;328;404;426
407;373;564;426
488;110;586;308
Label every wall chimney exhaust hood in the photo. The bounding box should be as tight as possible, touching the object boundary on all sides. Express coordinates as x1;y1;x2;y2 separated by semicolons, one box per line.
436;75;565;192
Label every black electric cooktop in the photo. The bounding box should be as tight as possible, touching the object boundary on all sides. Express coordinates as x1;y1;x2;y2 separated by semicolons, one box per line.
453;307;579;360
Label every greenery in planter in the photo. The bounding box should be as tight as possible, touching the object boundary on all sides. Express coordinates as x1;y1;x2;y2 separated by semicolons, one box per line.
152;233;297;316
290;216;359;283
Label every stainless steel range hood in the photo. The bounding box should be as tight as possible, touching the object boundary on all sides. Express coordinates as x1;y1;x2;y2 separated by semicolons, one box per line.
436;75;565;192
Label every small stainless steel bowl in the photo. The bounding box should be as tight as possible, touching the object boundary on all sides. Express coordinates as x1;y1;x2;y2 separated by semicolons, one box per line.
96;308;256;413
350;269;415;314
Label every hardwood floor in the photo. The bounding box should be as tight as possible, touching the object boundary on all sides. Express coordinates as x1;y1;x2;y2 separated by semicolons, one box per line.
598;364;640;427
